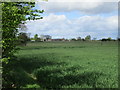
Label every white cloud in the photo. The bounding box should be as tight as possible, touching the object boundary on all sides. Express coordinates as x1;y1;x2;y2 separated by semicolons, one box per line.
26;14;118;39
37;0;119;2
37;1;118;14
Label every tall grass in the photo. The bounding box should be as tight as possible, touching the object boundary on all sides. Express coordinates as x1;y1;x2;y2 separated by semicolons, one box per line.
11;41;118;88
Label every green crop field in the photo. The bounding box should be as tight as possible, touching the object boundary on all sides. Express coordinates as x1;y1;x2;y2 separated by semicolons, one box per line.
9;41;118;89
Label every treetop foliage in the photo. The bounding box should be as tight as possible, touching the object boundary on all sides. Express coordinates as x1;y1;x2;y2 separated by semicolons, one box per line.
2;2;44;63
2;1;44;88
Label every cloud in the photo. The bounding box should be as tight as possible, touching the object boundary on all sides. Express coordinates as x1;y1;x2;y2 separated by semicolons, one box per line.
37;0;119;2
37;1;118;14
26;14;118;39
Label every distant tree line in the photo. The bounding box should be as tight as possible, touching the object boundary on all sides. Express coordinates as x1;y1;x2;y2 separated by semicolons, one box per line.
17;33;119;46
71;35;118;41
71;35;91;41
17;33;43;46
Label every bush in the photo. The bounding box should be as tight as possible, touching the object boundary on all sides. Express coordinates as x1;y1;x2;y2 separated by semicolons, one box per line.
22;84;41;88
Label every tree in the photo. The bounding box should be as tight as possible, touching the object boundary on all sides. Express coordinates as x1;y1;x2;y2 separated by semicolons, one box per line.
77;37;82;41
82;38;85;41
34;34;38;41
85;35;91;41
17;32;30;46
101;37;112;41
101;38;107;41
2;2;44;62
107;37;112;41
1;2;44;88
71;38;76;41
117;38;120;41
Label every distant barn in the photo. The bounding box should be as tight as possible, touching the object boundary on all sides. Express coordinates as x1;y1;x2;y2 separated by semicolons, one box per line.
52;38;65;41
40;35;52;41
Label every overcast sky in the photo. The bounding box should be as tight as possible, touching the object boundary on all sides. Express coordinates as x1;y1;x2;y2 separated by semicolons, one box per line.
26;0;118;39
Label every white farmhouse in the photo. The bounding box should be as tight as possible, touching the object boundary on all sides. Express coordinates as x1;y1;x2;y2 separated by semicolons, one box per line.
40;35;52;41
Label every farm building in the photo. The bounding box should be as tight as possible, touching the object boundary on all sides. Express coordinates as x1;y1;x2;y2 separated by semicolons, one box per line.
52;38;65;41
40;35;52;41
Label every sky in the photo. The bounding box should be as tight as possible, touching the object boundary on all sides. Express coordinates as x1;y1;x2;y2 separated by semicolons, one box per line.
26;0;118;39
